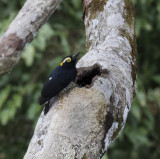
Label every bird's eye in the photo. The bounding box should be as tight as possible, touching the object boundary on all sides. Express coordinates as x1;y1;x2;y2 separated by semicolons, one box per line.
67;58;71;62
62;57;71;64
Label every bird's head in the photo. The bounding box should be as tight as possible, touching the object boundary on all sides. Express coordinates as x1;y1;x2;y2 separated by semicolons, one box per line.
60;52;80;68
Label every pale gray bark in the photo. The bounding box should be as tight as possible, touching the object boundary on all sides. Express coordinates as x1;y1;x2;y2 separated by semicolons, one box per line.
0;0;62;76
24;0;137;159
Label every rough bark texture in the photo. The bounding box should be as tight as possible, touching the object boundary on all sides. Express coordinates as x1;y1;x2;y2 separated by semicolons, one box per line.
0;0;62;76
24;0;137;159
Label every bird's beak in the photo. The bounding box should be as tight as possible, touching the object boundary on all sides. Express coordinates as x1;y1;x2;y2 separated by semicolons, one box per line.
72;52;80;60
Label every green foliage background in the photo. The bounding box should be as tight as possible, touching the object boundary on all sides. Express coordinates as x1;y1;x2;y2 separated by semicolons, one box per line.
0;0;159;159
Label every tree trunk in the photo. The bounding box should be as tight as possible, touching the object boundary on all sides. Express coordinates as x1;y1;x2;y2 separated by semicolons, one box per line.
24;0;137;158
0;0;62;76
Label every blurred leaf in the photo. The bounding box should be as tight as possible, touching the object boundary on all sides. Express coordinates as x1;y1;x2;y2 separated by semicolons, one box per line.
0;94;22;125
137;91;146;107
22;45;35;67
11;94;22;108
71;0;80;9
157;2;160;12
27;103;39;120
152;75;160;84
0;86;11;109
131;104;141;121
0;109;10;125
33;23;54;51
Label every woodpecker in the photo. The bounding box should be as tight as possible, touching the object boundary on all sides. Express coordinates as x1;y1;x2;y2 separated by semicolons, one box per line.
39;52;80;115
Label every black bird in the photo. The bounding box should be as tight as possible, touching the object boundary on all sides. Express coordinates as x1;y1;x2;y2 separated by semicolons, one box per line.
39;52;80;115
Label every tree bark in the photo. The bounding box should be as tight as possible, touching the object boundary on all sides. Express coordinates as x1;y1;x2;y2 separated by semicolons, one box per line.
24;0;137;158
0;0;62;76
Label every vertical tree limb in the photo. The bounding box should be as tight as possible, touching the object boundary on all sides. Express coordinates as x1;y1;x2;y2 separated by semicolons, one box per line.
24;0;137;158
0;0;62;76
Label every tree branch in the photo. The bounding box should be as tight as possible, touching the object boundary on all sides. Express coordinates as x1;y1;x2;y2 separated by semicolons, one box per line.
0;0;62;76
24;0;137;158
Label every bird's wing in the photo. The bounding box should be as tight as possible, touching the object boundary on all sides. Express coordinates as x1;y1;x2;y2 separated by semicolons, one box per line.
41;69;73;99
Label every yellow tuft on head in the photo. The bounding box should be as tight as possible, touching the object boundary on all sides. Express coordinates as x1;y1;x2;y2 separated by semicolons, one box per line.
60;62;63;66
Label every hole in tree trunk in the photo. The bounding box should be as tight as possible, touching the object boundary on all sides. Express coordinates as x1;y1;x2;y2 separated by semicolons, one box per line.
76;64;108;87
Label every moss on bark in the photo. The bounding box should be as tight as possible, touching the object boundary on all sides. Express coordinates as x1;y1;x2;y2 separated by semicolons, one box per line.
83;0;108;20
124;0;135;27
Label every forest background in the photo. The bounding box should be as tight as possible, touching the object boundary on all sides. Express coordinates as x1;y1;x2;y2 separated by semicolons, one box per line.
0;0;159;159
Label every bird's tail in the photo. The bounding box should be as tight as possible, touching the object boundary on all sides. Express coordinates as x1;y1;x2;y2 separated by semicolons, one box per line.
44;100;50;115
